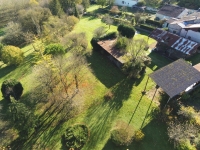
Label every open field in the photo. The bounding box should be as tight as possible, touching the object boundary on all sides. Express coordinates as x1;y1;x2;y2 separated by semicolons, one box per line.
0;5;175;150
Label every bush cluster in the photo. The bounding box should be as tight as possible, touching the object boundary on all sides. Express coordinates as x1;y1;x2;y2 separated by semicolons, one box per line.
117;24;135;38
44;43;65;55
64;124;89;149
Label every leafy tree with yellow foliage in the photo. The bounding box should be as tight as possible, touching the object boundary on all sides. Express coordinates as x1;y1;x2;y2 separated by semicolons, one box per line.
1;45;24;66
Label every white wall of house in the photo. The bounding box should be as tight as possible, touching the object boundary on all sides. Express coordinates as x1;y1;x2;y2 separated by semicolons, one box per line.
178;9;189;18
168;24;182;35
155;13;171;20
180;29;200;43
114;0;138;7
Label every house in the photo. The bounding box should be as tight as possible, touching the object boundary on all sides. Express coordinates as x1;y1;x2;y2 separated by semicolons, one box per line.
166;12;200;43
114;0;138;7
149;28;200;59
96;39;125;68
156;5;189;20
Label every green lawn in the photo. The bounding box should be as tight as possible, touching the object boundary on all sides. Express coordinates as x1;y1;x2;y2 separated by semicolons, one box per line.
0;6;174;150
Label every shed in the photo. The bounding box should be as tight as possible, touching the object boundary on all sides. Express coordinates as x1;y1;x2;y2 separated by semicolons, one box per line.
149;59;200;98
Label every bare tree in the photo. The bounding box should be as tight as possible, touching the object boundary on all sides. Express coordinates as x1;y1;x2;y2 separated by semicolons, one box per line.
126;39;148;61
102;15;113;29
93;26;106;38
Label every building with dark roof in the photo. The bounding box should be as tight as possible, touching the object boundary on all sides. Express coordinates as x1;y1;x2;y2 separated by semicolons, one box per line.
97;39;125;68
156;5;189;20
149;28;200;59
149;59;200;98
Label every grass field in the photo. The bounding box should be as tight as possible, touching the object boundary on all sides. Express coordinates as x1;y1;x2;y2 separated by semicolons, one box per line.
0;5;175;150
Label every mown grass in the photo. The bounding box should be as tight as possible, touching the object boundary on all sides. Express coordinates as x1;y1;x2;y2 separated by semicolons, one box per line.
0;5;174;150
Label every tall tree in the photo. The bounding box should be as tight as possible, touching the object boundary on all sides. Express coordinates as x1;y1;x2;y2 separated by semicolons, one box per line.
82;0;90;10
97;0;107;8
49;0;63;17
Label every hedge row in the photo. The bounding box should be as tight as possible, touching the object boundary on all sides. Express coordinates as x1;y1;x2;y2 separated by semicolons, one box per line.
112;17;131;25
140;24;156;32
145;19;163;27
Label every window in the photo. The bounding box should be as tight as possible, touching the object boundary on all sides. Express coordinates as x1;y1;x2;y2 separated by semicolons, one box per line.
173;31;176;34
188;36;191;40
122;1;124;4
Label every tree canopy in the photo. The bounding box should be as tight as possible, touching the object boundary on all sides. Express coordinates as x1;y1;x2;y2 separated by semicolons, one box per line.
1;45;24;65
1;79;24;101
117;24;135;38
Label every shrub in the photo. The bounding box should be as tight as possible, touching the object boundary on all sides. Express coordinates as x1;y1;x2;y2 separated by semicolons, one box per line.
93;26;106;38
104;91;114;100
64;124;89;149
111;122;134;146
114;37;128;52
140;24;156;32
44;43;65;55
66;16;79;30
117;24;135;38
134;130;145;142
177;140;196;150
1;45;24;65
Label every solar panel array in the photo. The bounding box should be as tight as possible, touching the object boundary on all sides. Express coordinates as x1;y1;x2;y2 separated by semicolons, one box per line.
149;59;200;98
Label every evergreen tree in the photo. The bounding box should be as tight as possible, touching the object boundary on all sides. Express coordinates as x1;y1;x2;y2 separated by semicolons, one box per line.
49;0;63;17
74;4;80;19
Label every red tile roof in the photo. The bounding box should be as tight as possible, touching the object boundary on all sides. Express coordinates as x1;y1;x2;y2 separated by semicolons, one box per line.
149;28;200;55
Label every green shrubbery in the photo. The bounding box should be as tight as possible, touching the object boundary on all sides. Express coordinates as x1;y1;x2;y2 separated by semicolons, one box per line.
64;124;89;149
44;43;65;55
117;24;135;38
114;37;128;53
1;45;24;65
177;140;196;150
134;130;145;142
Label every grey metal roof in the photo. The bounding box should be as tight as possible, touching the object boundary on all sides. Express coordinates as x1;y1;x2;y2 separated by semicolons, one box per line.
149;59;200;98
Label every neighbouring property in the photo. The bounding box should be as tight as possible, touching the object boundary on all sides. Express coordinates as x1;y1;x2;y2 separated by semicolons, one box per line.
149;59;200;98
149;28;200;59
97;39;125;68
114;0;138;7
164;12;200;43
155;4;190;20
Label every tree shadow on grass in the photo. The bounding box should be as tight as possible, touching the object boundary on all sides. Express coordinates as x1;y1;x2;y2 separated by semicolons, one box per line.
103;120;174;150
147;52;172;71
82;77;135;149
86;50;126;88
0;65;16;79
